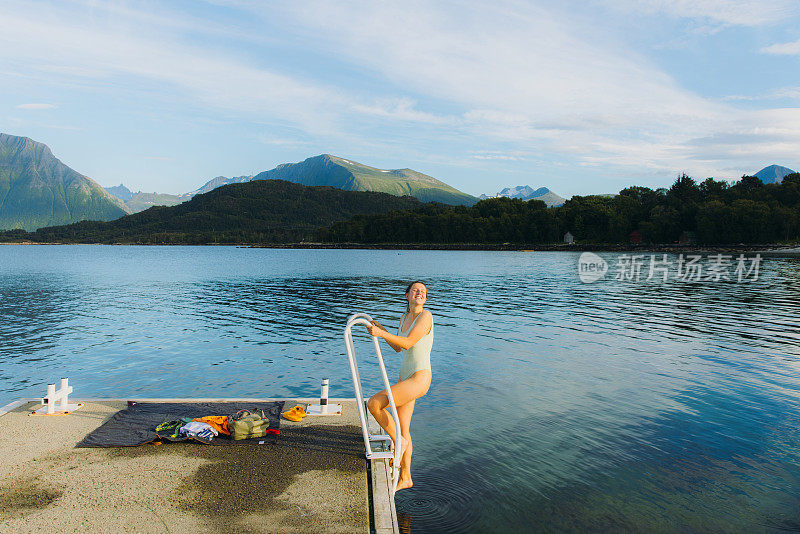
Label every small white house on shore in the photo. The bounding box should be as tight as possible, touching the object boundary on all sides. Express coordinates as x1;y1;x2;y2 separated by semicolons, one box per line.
564;231;574;244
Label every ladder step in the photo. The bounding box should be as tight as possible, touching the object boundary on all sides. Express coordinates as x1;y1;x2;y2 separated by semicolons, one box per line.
369;434;391;442
367;451;396;460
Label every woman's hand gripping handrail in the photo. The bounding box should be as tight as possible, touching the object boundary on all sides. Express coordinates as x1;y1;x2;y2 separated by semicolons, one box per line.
347;312;372;322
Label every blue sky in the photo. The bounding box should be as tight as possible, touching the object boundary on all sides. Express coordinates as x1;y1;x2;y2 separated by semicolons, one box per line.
1;0;799;198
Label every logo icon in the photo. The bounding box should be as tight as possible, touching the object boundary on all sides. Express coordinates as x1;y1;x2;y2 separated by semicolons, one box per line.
578;252;608;283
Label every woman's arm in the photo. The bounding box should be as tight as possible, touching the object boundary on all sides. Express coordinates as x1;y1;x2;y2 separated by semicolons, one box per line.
367;312;432;351
368;320;402;352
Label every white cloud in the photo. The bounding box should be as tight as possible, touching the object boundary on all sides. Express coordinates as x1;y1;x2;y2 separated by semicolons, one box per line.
1;0;798;186
471;151;526;161
597;0;799;26
723;87;800;101
472;156;522;161
0;2;349;136
577;108;800;177
276;1;718;127
257;135;310;148
252;1;757;173
44;124;82;131
761;38;800;56
15;103;57;110
352;97;451;125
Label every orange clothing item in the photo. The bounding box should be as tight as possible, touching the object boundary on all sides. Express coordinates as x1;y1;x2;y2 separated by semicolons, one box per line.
192;416;230;435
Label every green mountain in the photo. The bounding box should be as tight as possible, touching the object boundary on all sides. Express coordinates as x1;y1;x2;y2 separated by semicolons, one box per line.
105;155;475;215
252;154;478;206
124;192;185;212
754;164;796;184
185;175;253;197
479;185;566;207
0;133;129;230
104;183;135;202
0;179;422;244
104;184;186;213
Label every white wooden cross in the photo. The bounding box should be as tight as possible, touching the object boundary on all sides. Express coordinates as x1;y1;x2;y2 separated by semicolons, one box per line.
34;378;81;415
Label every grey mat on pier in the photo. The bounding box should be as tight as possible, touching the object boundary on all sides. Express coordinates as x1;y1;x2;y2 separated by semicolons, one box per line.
76;400;284;447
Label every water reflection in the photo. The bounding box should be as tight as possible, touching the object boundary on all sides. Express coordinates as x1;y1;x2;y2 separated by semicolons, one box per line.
0;275;85;395
0;247;799;532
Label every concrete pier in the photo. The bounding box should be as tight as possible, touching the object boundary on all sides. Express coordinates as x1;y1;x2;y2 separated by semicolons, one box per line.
0;398;399;534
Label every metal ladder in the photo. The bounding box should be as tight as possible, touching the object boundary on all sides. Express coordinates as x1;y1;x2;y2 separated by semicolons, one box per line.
344;313;402;492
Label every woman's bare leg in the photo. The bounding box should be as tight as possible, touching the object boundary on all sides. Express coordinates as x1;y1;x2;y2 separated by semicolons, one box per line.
367;371;430;469
396;399;415;490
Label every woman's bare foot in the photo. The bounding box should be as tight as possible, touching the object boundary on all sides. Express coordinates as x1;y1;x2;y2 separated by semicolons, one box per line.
396;475;413;491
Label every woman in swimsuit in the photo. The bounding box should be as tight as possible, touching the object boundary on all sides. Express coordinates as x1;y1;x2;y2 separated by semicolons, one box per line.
366;280;433;491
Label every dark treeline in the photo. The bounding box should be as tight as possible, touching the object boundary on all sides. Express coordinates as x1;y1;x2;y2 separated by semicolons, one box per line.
0;180;422;244
319;174;800;245
3;175;798;246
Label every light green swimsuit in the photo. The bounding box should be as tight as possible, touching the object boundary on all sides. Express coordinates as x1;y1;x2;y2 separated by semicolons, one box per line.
397;311;434;381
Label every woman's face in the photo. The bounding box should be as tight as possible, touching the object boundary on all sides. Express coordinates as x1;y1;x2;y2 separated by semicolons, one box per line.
407;283;427;308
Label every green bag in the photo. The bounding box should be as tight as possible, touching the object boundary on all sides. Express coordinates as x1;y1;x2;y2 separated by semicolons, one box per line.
229;409;270;440
154;417;193;439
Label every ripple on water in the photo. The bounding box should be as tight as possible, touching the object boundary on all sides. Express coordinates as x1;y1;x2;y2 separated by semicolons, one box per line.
395;469;484;534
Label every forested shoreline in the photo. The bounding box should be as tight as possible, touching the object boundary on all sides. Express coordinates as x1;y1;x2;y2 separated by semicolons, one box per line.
318;174;800;245
0;180;421;245
1;174;798;247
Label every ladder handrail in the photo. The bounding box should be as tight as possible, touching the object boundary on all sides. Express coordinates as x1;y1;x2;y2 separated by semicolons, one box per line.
347;312;374;323
344;314;402;492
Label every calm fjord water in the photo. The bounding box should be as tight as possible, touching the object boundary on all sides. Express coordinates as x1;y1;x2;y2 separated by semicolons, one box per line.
1;246;799;532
